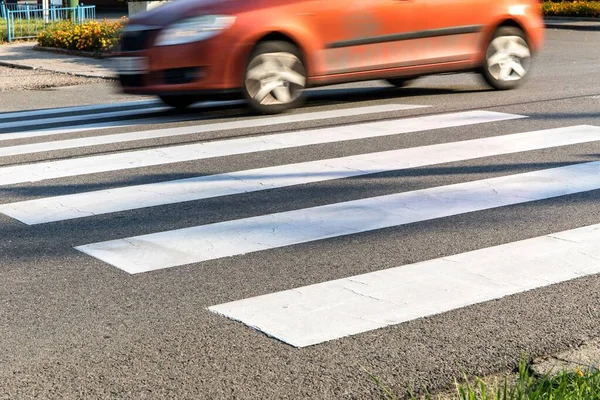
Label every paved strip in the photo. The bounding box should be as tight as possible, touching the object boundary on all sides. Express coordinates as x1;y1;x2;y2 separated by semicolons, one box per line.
0;104;426;155
0;110;518;186
208;222;600;347
75;160;600;274
0;99;161;121
3;125;599;225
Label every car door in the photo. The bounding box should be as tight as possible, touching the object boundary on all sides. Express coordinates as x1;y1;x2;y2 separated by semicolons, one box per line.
417;0;489;64
312;0;419;76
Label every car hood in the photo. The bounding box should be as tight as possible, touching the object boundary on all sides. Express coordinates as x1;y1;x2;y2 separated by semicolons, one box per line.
126;0;245;27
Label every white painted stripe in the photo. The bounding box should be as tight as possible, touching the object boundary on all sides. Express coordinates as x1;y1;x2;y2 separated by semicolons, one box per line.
0;106;170;131
0;114;211;142
0;104;424;156
0;99;160;121
0;100;243;125
207;222;600;347
4;125;600;225
75;160;600;274
0;110;518;186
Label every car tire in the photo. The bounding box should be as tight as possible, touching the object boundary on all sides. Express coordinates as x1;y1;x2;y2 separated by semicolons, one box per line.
480;26;532;90
385;78;416;88
159;95;198;109
243;41;307;114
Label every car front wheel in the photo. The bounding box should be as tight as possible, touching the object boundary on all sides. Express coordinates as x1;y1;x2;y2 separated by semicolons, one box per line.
481;26;532;90
243;41;307;114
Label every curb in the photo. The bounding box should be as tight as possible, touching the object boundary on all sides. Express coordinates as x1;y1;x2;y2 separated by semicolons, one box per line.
544;16;600;22
545;22;600;31
543;17;600;31
32;44;116;60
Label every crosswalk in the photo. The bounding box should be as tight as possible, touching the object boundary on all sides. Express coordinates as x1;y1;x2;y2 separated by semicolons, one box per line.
2;99;600;350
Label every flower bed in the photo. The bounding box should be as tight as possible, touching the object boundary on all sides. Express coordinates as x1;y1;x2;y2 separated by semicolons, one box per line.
36;18;127;54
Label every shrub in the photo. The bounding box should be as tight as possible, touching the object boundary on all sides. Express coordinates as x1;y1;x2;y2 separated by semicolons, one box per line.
542;0;600;17
37;18;127;53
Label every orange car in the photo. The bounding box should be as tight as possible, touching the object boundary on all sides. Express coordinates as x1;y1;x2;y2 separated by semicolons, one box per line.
114;0;545;114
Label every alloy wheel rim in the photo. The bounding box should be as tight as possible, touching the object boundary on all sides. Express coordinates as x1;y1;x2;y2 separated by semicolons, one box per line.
245;52;306;106
486;35;531;82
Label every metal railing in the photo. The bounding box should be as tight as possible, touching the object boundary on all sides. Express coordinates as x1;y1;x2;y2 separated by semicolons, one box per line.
1;2;96;41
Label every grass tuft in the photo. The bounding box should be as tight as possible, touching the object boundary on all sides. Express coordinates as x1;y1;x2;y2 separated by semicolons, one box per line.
363;357;600;400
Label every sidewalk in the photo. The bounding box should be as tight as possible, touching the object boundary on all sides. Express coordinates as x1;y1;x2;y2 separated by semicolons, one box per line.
0;42;117;79
0;17;598;81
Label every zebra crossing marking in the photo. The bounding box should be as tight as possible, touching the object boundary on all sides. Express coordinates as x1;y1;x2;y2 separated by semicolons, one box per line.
0;99;161;121
0;104;426;156
3;100;600;348
2;125;599;225
0;105;171;131
208;221;600;347
0;114;215;142
0;110;520;186
75;159;600;274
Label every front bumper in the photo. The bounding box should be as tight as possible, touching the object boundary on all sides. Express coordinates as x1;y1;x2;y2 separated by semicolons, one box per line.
114;27;241;95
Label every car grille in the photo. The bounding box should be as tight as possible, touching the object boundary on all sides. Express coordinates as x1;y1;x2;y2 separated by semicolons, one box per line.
120;29;160;52
163;67;203;85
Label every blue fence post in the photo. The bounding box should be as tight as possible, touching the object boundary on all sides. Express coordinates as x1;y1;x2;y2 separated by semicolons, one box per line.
6;11;11;42
1;2;5;19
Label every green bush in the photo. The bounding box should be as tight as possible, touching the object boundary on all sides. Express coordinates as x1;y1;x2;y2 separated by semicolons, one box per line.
542;0;600;17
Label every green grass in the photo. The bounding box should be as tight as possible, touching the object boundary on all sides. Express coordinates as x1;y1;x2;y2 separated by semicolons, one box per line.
364;358;600;400
0;18;7;43
1;18;50;43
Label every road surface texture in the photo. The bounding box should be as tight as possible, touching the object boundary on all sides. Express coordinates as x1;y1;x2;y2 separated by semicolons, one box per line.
1;29;600;399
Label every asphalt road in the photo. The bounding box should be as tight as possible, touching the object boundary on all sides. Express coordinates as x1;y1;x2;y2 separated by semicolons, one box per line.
1;28;600;399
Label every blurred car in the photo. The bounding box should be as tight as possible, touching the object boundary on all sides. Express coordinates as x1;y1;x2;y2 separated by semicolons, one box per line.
113;0;545;114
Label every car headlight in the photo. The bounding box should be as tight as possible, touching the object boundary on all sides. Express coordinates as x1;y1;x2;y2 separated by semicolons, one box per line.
509;5;528;15
155;15;236;46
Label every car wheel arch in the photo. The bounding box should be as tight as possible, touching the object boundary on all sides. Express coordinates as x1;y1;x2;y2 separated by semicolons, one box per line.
225;30;313;88
478;18;531;60
250;31;311;76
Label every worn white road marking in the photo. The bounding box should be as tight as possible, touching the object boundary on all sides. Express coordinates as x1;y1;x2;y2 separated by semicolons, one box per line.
4;125;600;225
0;110;518;186
0;114;213;142
0;106;171;131
0;99;161;121
75;160;600;274
0;104;425;155
208;222;600;347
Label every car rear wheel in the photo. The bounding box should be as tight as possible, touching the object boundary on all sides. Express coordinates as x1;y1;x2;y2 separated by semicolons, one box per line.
243;41;307;114
481;26;532;90
159;95;198;109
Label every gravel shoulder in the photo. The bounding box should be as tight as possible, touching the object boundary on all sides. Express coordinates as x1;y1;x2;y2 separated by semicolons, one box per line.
0;65;110;92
